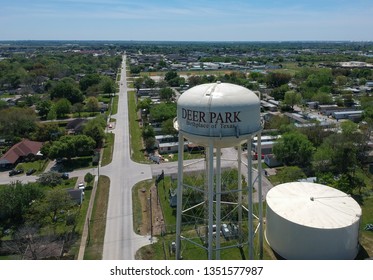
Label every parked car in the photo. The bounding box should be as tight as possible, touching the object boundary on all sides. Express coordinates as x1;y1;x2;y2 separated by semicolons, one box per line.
9;168;24;176
61;172;69;179
78;182;85;190
26;168;36;176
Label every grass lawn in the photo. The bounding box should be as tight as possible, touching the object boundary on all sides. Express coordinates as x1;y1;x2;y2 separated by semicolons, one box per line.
359;195;373;259
128;90;148;163
111;95;119;116
161;151;205;162
83;175;110;260
17;159;49;174
101;132;115;167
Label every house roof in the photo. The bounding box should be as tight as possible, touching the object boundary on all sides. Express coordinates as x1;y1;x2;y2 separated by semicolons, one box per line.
67;189;83;205
66;118;87;130
0;139;43;165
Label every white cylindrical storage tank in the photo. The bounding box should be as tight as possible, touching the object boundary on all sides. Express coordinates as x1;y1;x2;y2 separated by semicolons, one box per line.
265;182;361;260
175;82;261;147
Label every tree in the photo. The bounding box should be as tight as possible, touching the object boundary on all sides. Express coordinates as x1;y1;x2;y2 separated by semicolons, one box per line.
159;87;175;101
50;78;83;104
84;172;94;186
165;71;178;82
29;189;75;225
149;103;177;122
164;71;184;87
142;125;156;152
32;123;63;142
336;75;348;86
85;96;99;112
46;135;96;159
0;107;37;139
137;97;152;112
100;76;116;94
312;92;333;104
36;100;52;119
72;102;84;117
36;171;63;187
161;118;177;136
0;181;43;227
83;116;106;147
54;98;71;119
79;73;101;92
271;84;289;101
276;166;306;183
312;130;361;177
283;91;302;110
266;72;291;88
273;131;314;167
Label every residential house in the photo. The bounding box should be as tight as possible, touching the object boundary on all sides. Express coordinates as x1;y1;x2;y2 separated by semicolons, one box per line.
0;139;43;168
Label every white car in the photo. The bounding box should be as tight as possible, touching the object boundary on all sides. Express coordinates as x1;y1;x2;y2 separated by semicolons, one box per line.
78;182;85;190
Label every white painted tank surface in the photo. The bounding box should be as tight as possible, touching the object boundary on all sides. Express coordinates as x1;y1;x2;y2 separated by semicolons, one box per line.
175;82;261;148
265;182;362;260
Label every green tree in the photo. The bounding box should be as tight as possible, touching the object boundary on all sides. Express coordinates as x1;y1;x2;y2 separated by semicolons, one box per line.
266;72;292;88
271;84;289;101
161;118;178;136
79;73;101;91
273;131;314;167
32;123;63;142
84;172;94;186
29;189;75;225
283;91;302;110
149;103;177;122
85;96;99;112
36;171;63;187
46;135;96;159
83;118;105;148
0;181;43;227
100;76;116;94
0;107;37;139
50;78;84;104
54;98;72;119
276;166;306;184
159;87;175;101
36;100;52;119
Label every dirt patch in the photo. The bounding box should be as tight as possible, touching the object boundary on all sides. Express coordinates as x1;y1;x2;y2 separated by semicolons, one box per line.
138;184;165;236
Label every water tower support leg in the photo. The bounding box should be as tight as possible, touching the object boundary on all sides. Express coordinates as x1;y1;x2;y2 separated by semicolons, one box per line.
257;132;263;259
207;141;214;260
247;137;254;259
215;147;221;260
176;132;184;260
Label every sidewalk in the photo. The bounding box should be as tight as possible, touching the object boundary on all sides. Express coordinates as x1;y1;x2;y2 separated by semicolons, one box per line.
77;172;99;260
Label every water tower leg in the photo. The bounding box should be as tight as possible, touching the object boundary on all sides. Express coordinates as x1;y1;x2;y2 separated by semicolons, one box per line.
247;137;254;259
176;132;184;260
207;141;214;260
257;133;263;259
237;144;242;244
215;147;222;260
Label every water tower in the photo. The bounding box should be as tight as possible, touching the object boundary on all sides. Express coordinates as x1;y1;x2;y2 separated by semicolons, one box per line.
173;82;263;260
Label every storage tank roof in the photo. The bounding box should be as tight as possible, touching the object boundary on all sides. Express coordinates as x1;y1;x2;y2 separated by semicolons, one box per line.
266;182;361;229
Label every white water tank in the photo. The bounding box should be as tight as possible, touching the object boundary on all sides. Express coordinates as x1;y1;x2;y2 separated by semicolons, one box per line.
265;182;361;260
174;82;261;148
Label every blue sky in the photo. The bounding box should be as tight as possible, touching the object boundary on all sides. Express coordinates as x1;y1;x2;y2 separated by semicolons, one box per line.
1;0;372;41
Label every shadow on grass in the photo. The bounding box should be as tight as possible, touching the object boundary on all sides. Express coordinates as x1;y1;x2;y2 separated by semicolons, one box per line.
59;157;93;172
